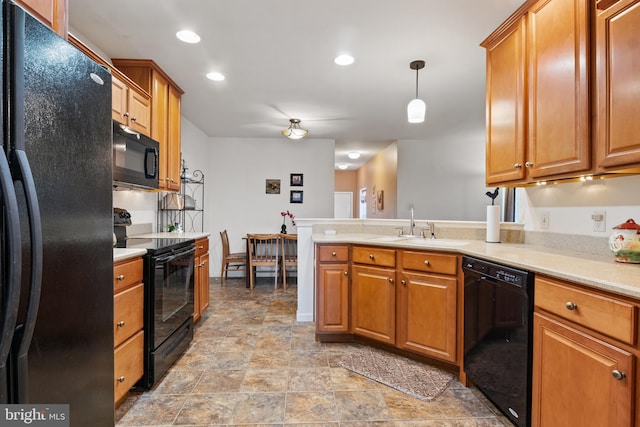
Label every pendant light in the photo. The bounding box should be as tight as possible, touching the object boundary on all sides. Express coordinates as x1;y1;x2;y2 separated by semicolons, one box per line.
407;60;426;123
281;118;308;139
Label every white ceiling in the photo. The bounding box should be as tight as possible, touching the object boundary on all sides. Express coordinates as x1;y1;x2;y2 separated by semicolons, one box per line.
68;0;521;169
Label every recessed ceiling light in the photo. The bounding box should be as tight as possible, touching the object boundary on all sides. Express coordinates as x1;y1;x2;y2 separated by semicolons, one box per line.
176;30;201;44
347;151;361;159
206;72;225;81
334;54;355;66
337;164;349;170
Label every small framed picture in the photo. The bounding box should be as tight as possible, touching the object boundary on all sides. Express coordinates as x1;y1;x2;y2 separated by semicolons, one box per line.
266;179;280;194
290;190;303;203
290;173;303;187
376;190;384;210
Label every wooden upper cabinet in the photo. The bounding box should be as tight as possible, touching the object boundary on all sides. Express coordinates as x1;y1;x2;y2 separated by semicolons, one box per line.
595;0;640;170
112;59;184;192
16;0;67;38
111;72;151;137
527;0;591;179
483;0;591;185
485;16;527;185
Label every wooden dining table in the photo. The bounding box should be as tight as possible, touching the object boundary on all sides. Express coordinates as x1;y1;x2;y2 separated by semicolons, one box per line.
244;234;297;288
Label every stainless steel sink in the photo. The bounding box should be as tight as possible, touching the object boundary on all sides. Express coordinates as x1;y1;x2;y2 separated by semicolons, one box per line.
401;238;469;247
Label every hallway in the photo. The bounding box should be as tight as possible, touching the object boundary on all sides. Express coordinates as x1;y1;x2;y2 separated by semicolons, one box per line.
116;278;511;426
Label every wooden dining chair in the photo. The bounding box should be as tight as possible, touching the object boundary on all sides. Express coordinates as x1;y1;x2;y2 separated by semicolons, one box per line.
220;230;246;284
247;233;280;290
280;234;297;290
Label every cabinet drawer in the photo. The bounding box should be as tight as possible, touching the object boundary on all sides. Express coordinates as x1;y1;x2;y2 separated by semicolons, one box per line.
114;330;144;404
535;276;636;345
318;245;349;263
114;283;144;348
353;246;396;268
114;258;143;293
195;237;209;257
400;250;457;275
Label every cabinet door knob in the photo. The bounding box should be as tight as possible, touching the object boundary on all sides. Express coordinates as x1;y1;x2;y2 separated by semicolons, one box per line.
369;254;374;260
198;245;204;249
514;163;522;169
423;260;430;266
343;271;348;276
117;321;125;327
565;302;578;310
116;275;125;281
332;252;337;256
525;161;534;168
117;376;126;383
611;370;626;380
130;116;137;122
401;280;407;286
388;278;394;284
123;112;129;118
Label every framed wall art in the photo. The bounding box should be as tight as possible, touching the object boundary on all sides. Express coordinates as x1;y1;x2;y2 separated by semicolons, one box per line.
290;173;303;186
290;190;303;203
376;190;384;210
266;179;281;194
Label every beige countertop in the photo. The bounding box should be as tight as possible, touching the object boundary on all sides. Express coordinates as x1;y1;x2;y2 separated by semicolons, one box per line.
313;233;640;300
113;248;147;263
133;231;211;240
113;232;211;264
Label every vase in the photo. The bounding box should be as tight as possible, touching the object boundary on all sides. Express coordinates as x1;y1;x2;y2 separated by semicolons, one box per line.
281;224;287;234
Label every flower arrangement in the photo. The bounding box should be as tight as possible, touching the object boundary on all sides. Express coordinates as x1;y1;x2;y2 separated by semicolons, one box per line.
280;210;296;234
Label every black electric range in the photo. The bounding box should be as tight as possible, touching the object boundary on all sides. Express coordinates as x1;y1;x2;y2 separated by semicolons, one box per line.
116;236;197;387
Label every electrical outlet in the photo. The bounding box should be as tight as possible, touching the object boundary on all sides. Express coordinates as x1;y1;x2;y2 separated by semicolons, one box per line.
592;210;606;232
540;211;550;229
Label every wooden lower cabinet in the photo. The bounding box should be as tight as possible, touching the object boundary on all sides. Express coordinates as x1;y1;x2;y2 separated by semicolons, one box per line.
113;257;144;405
316;263;350;332
193;237;210;323
351;264;396;345
532;313;634;426
396;271;457;363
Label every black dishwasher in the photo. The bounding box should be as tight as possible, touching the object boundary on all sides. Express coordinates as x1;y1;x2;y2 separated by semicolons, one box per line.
463;256;534;427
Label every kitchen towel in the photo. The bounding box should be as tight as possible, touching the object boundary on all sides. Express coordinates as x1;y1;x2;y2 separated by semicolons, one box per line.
486;205;500;243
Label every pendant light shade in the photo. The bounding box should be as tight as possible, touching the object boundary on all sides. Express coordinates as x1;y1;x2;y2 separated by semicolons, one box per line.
281;118;308;139
407;60;426;123
407;98;426;123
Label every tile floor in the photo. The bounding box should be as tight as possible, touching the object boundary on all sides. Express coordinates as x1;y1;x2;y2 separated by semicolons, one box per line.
116;277;512;426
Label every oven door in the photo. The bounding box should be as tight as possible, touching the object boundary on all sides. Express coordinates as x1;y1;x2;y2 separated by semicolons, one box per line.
151;245;195;349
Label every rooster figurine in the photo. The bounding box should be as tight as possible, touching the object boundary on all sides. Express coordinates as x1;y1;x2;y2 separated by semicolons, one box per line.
485;187;499;205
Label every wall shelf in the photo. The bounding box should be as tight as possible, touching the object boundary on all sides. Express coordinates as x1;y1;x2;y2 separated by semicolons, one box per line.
157;169;204;232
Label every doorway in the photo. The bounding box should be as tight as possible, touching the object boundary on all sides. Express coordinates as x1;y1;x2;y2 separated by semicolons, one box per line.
334;192;353;218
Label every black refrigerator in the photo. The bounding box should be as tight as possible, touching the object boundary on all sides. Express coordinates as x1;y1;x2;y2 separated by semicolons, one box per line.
0;1;114;425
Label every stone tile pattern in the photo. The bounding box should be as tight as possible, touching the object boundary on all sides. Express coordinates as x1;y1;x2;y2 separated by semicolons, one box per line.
116;277;513;426
338;346;454;402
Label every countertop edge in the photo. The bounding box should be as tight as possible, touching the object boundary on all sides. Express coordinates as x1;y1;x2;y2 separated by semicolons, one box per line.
313;233;640;300
114;248;147;263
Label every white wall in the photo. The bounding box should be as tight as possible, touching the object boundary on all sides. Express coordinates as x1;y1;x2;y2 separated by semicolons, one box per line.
188;135;336;277
397;130;489;221
517;175;640;236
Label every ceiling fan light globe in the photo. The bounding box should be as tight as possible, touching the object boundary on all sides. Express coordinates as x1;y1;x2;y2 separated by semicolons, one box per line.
407;98;426;123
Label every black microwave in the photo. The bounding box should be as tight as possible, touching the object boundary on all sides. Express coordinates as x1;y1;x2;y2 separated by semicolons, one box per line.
112;120;159;190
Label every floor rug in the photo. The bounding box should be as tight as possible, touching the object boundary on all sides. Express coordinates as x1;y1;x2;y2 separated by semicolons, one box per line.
338;346;454;402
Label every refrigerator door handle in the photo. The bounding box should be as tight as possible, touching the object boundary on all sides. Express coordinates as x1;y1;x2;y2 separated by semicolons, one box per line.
10;149;43;403
0;153;23;404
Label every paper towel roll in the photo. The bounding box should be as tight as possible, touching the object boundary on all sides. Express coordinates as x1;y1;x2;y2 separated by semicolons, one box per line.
486;205;501;243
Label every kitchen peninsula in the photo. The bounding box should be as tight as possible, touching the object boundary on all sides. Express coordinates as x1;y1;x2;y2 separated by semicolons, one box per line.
298;218;640;426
